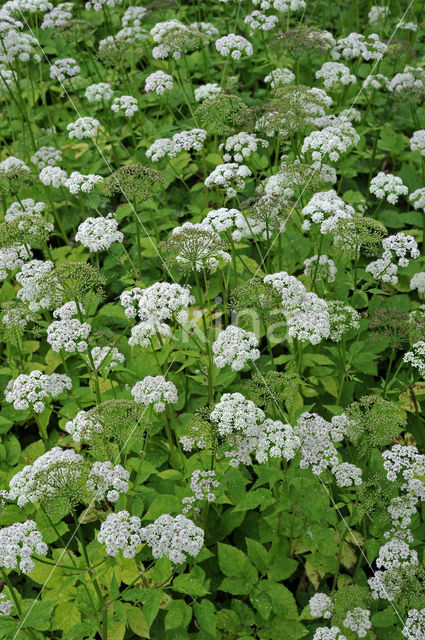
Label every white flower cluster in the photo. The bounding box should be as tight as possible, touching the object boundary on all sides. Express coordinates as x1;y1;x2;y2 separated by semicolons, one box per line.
287;292;330;345
215;34;253;60
85;0;122;10
146;128;207;161
404;341;425;377
244;10;278;32
41;2;72;29
264;67;295;89
0;245;31;281
194;83;221;102
0;156;30;174
8;447;85;507
212;325;260;371
313;626;346;640
255;418;300;463
294;412;339;475
316;62;357;89
304;254;337;283
75;214;123;251
410;272;425;294
343;608;371;638
91;345;125;370
49;57;80;82
0;31;41;64
64;171;103;195
30;146;62;170
16;259;59;311
66;117;100;140
97;511;143;558
409;187;425;211
252;0;305;10
331;32;387;61
85;82;114;103
39;166;67;188
47;317;91;353
362;73;389;91
150;20;195;59
410;129;425;156
0;520;47;574
205;163;252;197
120;282;195;323
211;392;264;437
382;233;419;267
5;370;72;413
128;320;171;347
122;6;147;27
264;270;308;312
116;25;148;43
370;172;408;204
131;375;178;412
301;190;354;233
385;495;417;542
139;514;204;564
220;132;268;163
182;470;219;514
53;301;85;320
64;410;103;442
388;66;425;94
87;461;129;503
302;120;360;163
111;95;138;117
202;207;263;242
144;70;173;95
365;255;398;285
332;462;362;487
0;593;12;616
402;608;425;640
328;301;360;342
309;592;334;618
5;199;45;222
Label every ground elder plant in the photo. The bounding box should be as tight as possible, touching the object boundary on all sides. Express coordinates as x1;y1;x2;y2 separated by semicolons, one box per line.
2;1;425;639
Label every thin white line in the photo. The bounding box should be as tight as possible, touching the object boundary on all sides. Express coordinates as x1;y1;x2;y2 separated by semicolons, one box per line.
252;0;416;278
250;359;406;629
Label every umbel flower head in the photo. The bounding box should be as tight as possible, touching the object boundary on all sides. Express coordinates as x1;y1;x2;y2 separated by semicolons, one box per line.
0;520;47;574
0;215;53;248
8;447;129;515
194;92;253;131
0;156;34;195
160;222;231;272
150;20;206;59
271;26;335;56
97;511;143;558
256;85;332;138
212;325;260;371
104;164;165;200
333;216;387;256
131;375;178;412
5;370;72;413
139;514;204;564
345;395;406;456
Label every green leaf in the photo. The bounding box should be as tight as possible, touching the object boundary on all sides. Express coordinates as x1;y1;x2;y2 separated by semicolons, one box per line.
142;589;163;628
126;606;150;638
246;538;269;574
218;543;258;594
164;600;192;631
21;600;55;630
173;573;209;597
